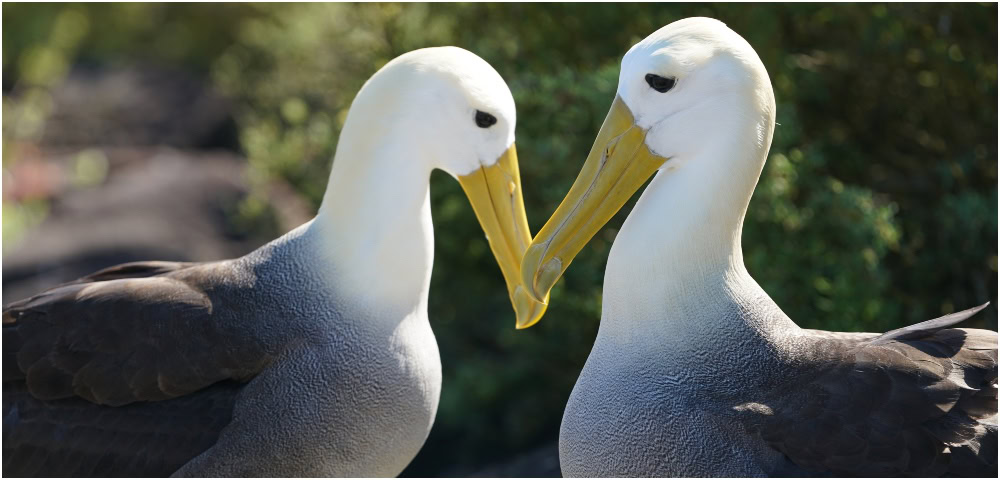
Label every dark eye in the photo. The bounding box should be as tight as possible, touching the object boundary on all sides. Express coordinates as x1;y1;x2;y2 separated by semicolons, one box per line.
645;74;676;93
475;110;497;128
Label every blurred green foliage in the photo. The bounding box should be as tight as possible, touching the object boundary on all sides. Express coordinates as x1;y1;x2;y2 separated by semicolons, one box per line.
3;2;997;474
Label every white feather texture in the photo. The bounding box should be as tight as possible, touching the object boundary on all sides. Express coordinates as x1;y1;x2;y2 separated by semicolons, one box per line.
180;47;521;476
561;18;995;478
559;18;798;477
315;46;517;315
600;17;782;346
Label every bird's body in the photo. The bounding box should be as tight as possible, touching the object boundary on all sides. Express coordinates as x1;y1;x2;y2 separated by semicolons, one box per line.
5;205;442;477
561;279;996;476
521;17;997;477
4;46;545;476
561;276;791;477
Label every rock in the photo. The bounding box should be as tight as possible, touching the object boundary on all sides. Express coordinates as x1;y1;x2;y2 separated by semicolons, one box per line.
2;145;313;304
3;64;313;304
39;65;238;149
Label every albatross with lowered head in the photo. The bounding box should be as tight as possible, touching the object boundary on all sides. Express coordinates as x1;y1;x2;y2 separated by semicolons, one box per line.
521;17;997;477
3;46;547;476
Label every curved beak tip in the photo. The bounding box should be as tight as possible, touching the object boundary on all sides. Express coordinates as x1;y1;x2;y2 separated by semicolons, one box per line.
520;243;556;302
513;285;548;329
533;256;563;302
514;95;665;319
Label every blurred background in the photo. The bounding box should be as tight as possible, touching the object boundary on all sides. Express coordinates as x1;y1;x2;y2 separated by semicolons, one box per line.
2;3;996;476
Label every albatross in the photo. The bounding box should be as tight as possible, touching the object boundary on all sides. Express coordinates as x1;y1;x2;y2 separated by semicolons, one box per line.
520;18;997;477
3;46;547;476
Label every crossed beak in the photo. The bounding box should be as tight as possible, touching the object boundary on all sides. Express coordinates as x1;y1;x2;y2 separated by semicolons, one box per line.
457;144;549;329
520;96;669;306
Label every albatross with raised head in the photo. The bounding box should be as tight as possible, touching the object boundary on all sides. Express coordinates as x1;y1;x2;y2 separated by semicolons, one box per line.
521;17;997;477
3;46;547;477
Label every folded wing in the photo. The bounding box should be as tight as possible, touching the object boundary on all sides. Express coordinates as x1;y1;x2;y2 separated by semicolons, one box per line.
738;303;997;476
3;261;274;476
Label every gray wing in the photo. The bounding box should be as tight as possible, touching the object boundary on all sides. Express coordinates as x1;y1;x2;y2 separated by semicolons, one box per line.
3;261;274;476
3;381;241;476
737;303;997;477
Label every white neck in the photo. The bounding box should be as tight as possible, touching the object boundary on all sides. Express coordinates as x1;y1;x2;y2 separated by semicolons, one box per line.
600;104;790;348
312;127;435;318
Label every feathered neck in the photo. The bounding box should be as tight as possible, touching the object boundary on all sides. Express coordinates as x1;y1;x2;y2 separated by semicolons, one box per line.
598;95;796;349
311;110;436;318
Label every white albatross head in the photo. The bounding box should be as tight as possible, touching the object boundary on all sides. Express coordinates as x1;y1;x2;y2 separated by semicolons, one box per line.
346;47;518;177
521;17;777;306
319;46;547;328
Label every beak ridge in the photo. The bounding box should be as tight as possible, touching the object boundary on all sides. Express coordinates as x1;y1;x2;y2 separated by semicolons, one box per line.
521;96;668;303
458;144;550;329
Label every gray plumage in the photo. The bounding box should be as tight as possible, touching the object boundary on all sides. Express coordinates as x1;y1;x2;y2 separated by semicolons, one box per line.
533;17;998;477
559;284;996;477
4;223;440;476
3;45;526;476
742;304;996;477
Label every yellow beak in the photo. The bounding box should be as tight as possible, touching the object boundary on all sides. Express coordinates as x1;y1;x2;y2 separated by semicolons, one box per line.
521;96;668;303
457;144;549;329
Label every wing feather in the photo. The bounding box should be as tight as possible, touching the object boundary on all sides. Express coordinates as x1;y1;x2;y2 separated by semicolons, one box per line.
738;303;997;476
3;260;275;475
3;261;271;406
3;381;241;476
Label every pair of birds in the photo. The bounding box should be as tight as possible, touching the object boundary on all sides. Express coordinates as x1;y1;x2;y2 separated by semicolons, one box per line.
3;17;996;477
